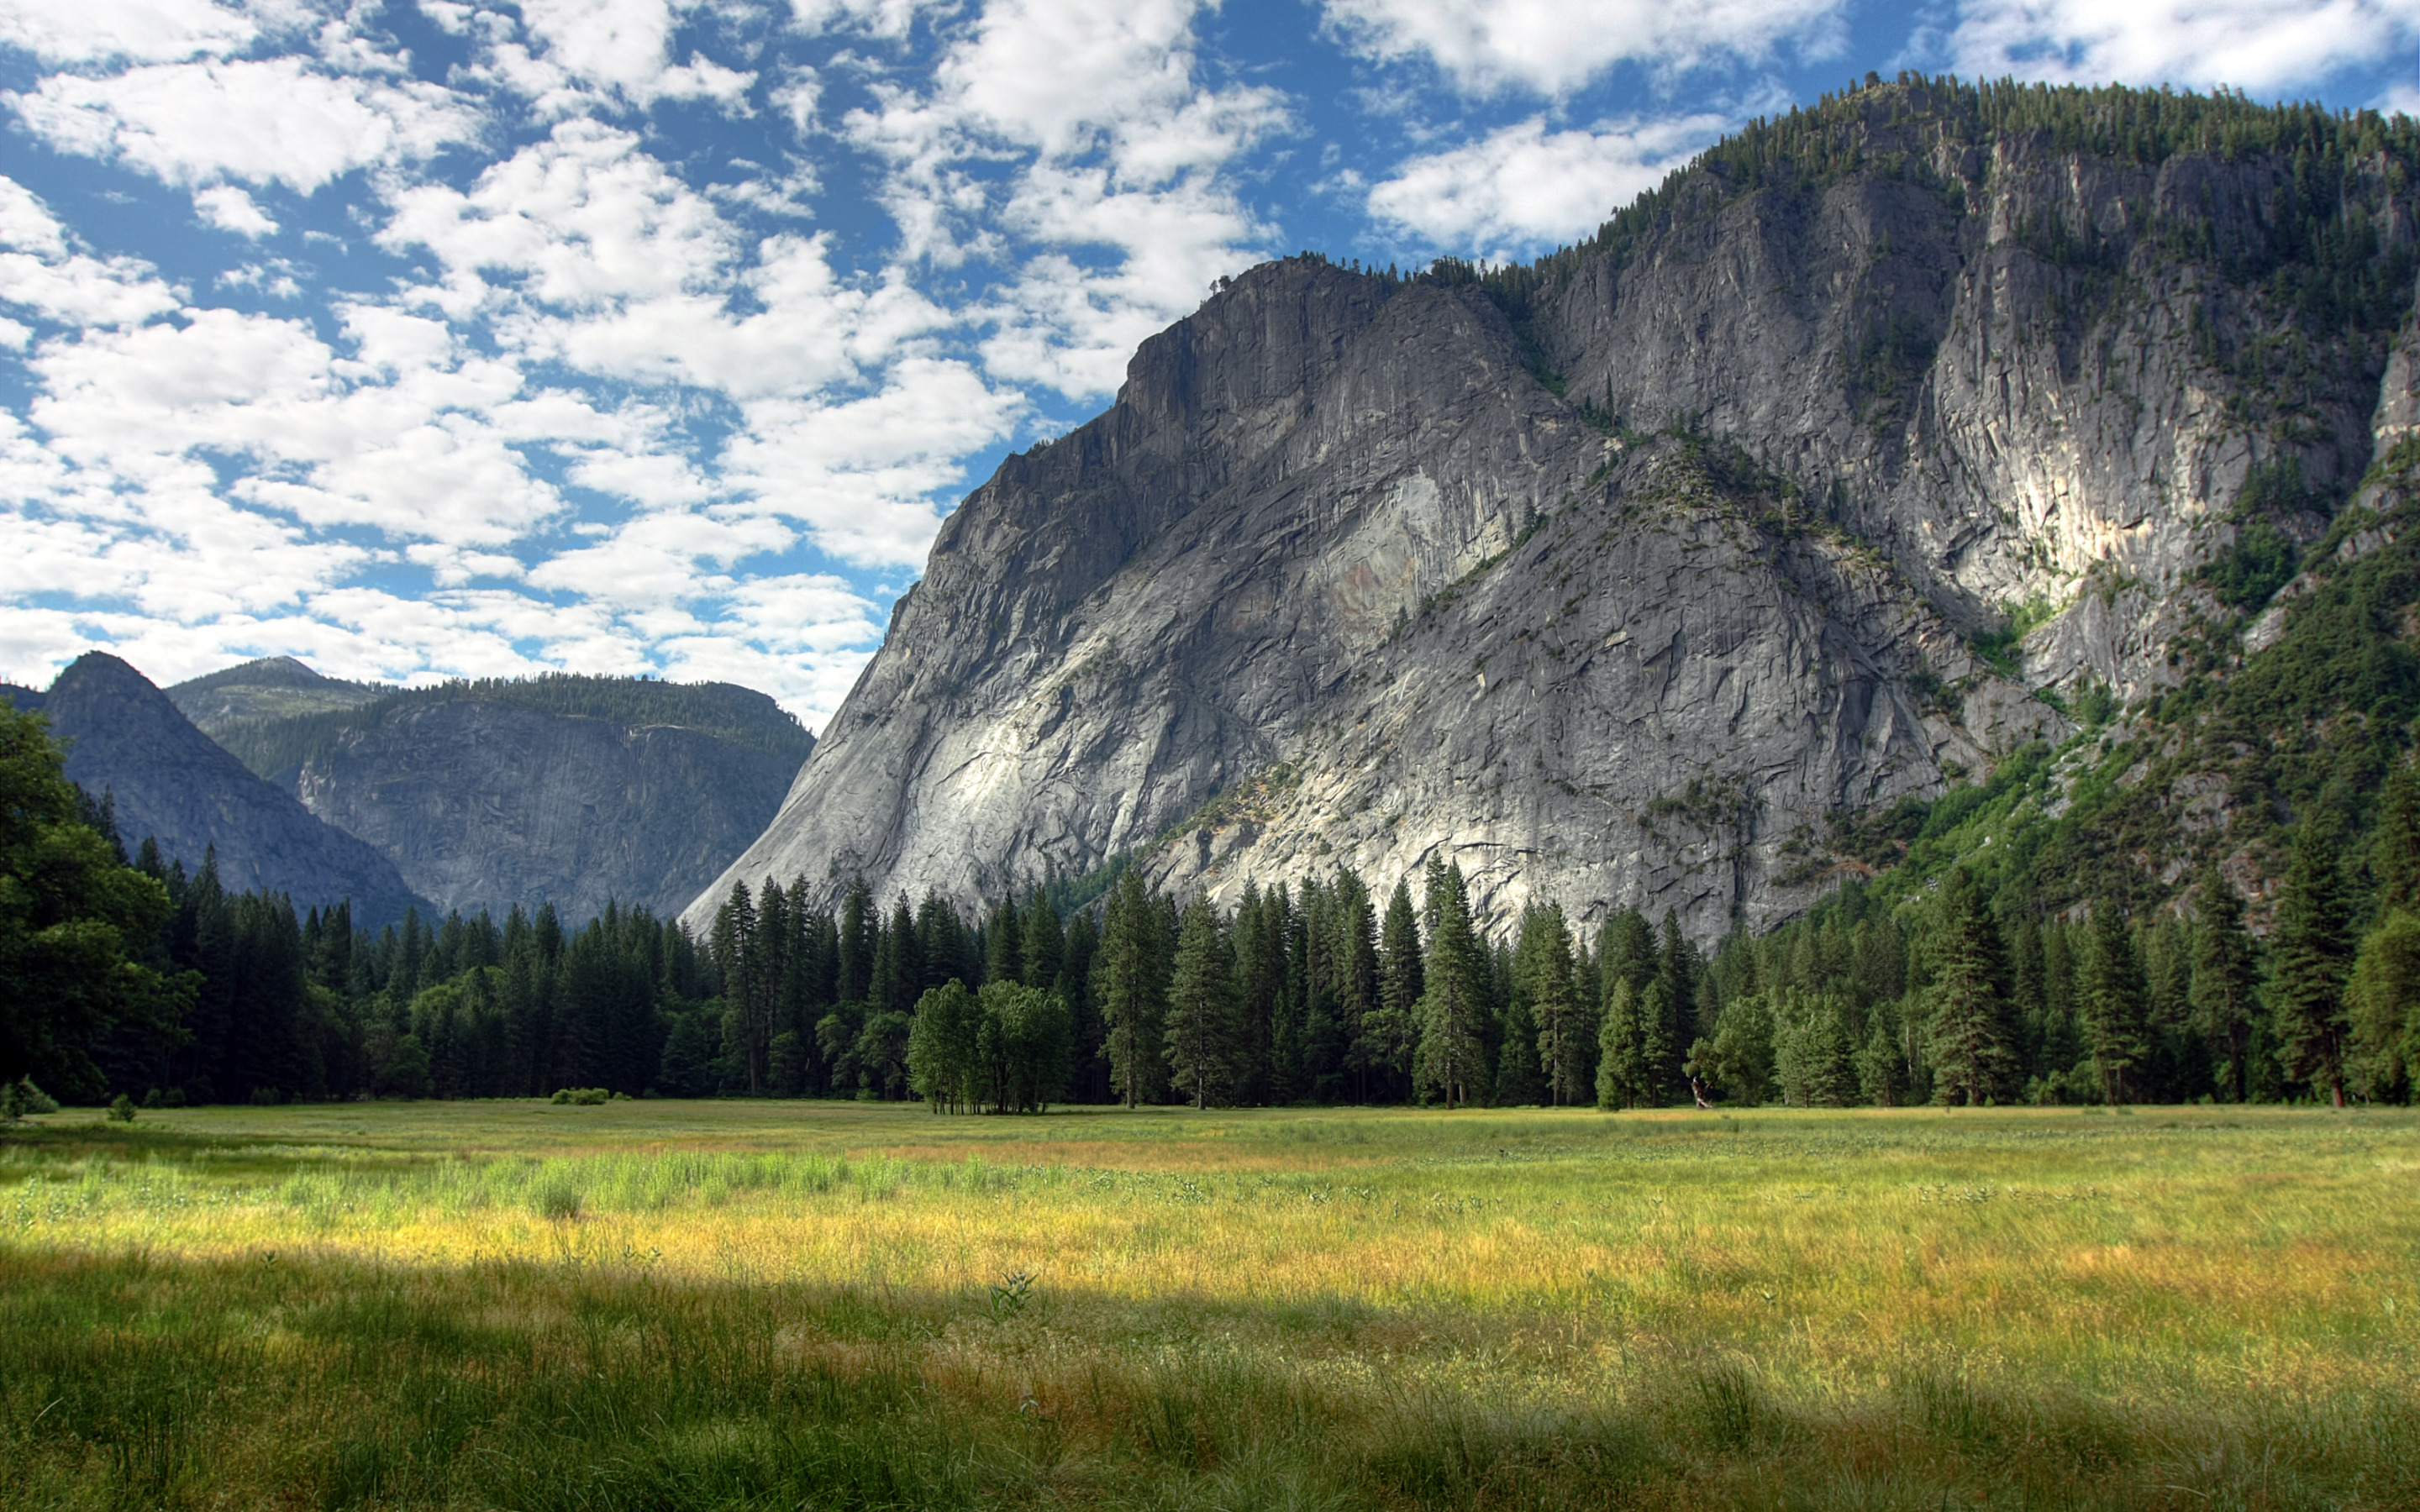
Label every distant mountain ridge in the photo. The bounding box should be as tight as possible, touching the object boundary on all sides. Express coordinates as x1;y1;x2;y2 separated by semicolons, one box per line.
170;656;389;738
3;653;427;926
161;663;815;925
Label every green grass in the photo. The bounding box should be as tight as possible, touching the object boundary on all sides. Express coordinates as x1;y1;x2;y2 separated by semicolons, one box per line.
3;1100;2416;1509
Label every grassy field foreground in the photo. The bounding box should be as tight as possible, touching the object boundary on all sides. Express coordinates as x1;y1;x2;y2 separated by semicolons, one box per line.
1;1102;2414;1510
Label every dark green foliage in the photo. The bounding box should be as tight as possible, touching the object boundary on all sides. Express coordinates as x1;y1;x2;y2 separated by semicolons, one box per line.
0;702;184;1100
1164;897;1240;1109
1094;871;1170;1108
1772;990;1859;1107
2270;819;2356;1105
2079;900;2150;1104
2206;459;2310;609
2190;863;2264;1105
209;672;815;781
1928;869;2014;1106
1412;862;1489;1108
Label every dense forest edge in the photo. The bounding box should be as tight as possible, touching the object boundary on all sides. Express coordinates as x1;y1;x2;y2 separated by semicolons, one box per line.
8;75;2420;1116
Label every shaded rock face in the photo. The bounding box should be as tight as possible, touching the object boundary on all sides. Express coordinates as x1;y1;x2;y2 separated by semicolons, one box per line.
5;654;424;926
294;699;802;924
168;657;387;738
691;88;2417;941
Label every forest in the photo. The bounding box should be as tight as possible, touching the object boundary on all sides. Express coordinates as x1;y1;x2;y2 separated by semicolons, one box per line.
6;684;2415;1116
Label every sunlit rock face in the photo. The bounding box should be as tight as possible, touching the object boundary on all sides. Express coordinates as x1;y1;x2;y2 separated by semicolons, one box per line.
691;85;2416;940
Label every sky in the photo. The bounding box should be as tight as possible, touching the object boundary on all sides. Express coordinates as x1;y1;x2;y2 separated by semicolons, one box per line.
2;0;2415;727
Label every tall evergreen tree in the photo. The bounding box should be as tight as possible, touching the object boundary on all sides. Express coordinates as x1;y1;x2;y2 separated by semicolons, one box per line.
1366;879;1423;1098
1093;870;1168;1106
1518;904;1588;1105
2079;898;2149;1104
1164;896;1240;1109
1413;863;1487;1107
2271;818;2357;1106
1021;890;1064;998
1595;978;1651;1110
836;876;875;1003
1928;868;2014;1105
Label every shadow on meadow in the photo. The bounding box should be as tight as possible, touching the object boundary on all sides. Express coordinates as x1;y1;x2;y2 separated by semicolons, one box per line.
2;1240;2412;1512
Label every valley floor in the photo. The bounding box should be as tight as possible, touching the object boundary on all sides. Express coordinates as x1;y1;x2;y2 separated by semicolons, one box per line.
3;1101;2414;1509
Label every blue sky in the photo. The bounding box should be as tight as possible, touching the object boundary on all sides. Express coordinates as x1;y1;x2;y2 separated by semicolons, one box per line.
2;0;2415;726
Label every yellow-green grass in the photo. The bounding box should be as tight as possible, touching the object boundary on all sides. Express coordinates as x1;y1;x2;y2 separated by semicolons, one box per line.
3;1101;2414;1509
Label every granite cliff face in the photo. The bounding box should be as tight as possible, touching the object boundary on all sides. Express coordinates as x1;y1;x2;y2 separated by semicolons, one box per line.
690;82;2419;940
3;654;425;925
291;693;806;924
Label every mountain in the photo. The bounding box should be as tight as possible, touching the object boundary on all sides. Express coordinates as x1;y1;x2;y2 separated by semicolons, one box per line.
168;656;390;738
2;653;426;926
687;79;2420;942
199;674;813;924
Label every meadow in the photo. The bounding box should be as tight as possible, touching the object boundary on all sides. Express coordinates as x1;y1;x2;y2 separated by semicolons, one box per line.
1;1100;2414;1510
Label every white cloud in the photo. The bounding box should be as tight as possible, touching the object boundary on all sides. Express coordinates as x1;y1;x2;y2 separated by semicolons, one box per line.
846;0;1284;397
1948;0;2420;95
0;250;183;328
0;0;270;65
1368;113;1725;251
0;176;69;258
787;0;935;40
10;57;482;193
469;0;759;114
193;182;278;237
1320;0;1849;97
722;355;1020;564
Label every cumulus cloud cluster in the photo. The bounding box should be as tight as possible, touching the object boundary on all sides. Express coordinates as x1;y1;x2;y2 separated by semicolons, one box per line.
0;0;2407;725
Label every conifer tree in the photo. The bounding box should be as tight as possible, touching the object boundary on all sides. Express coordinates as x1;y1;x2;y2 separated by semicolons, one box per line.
836;876;875;1003
1164;896;1239;1108
2347;909;2420;1101
1413;863;1487;1107
1519;903;1589;1105
1329;870;1381;1101
1495;985;1544;1105
1773;988;1858;1106
2079;898;2149;1104
2373;764;2420;914
1927;868;2013;1105
1021;890;1064;996
1595;977;1651;1109
1365;879;1423;1096
1093;870;1168;1106
2271;818;2356;1106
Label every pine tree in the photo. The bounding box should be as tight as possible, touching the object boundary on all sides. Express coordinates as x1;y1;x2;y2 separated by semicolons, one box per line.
1021;890;1064;996
2271;818;2356;1106
1494;985;1544;1105
2373;764;2420;914
1093;871;1168;1106
1518;903;1589;1105
1595;978;1652;1110
1164;896;1239;1109
837;876;875;1003
1413;864;1487;1107
2079;899;2149;1105
2348;909;2420;1101
1773;988;1858;1106
1329;870;1381;1102
1927;868;2014;1105
1365;879;1423;1098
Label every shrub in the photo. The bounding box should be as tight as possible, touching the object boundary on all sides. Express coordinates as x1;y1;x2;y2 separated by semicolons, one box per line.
550;1087;611;1105
107;1094;137;1123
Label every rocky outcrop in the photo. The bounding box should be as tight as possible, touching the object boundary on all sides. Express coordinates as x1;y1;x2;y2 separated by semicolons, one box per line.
3;653;426;925
292;696;805;923
689;82;2418;941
